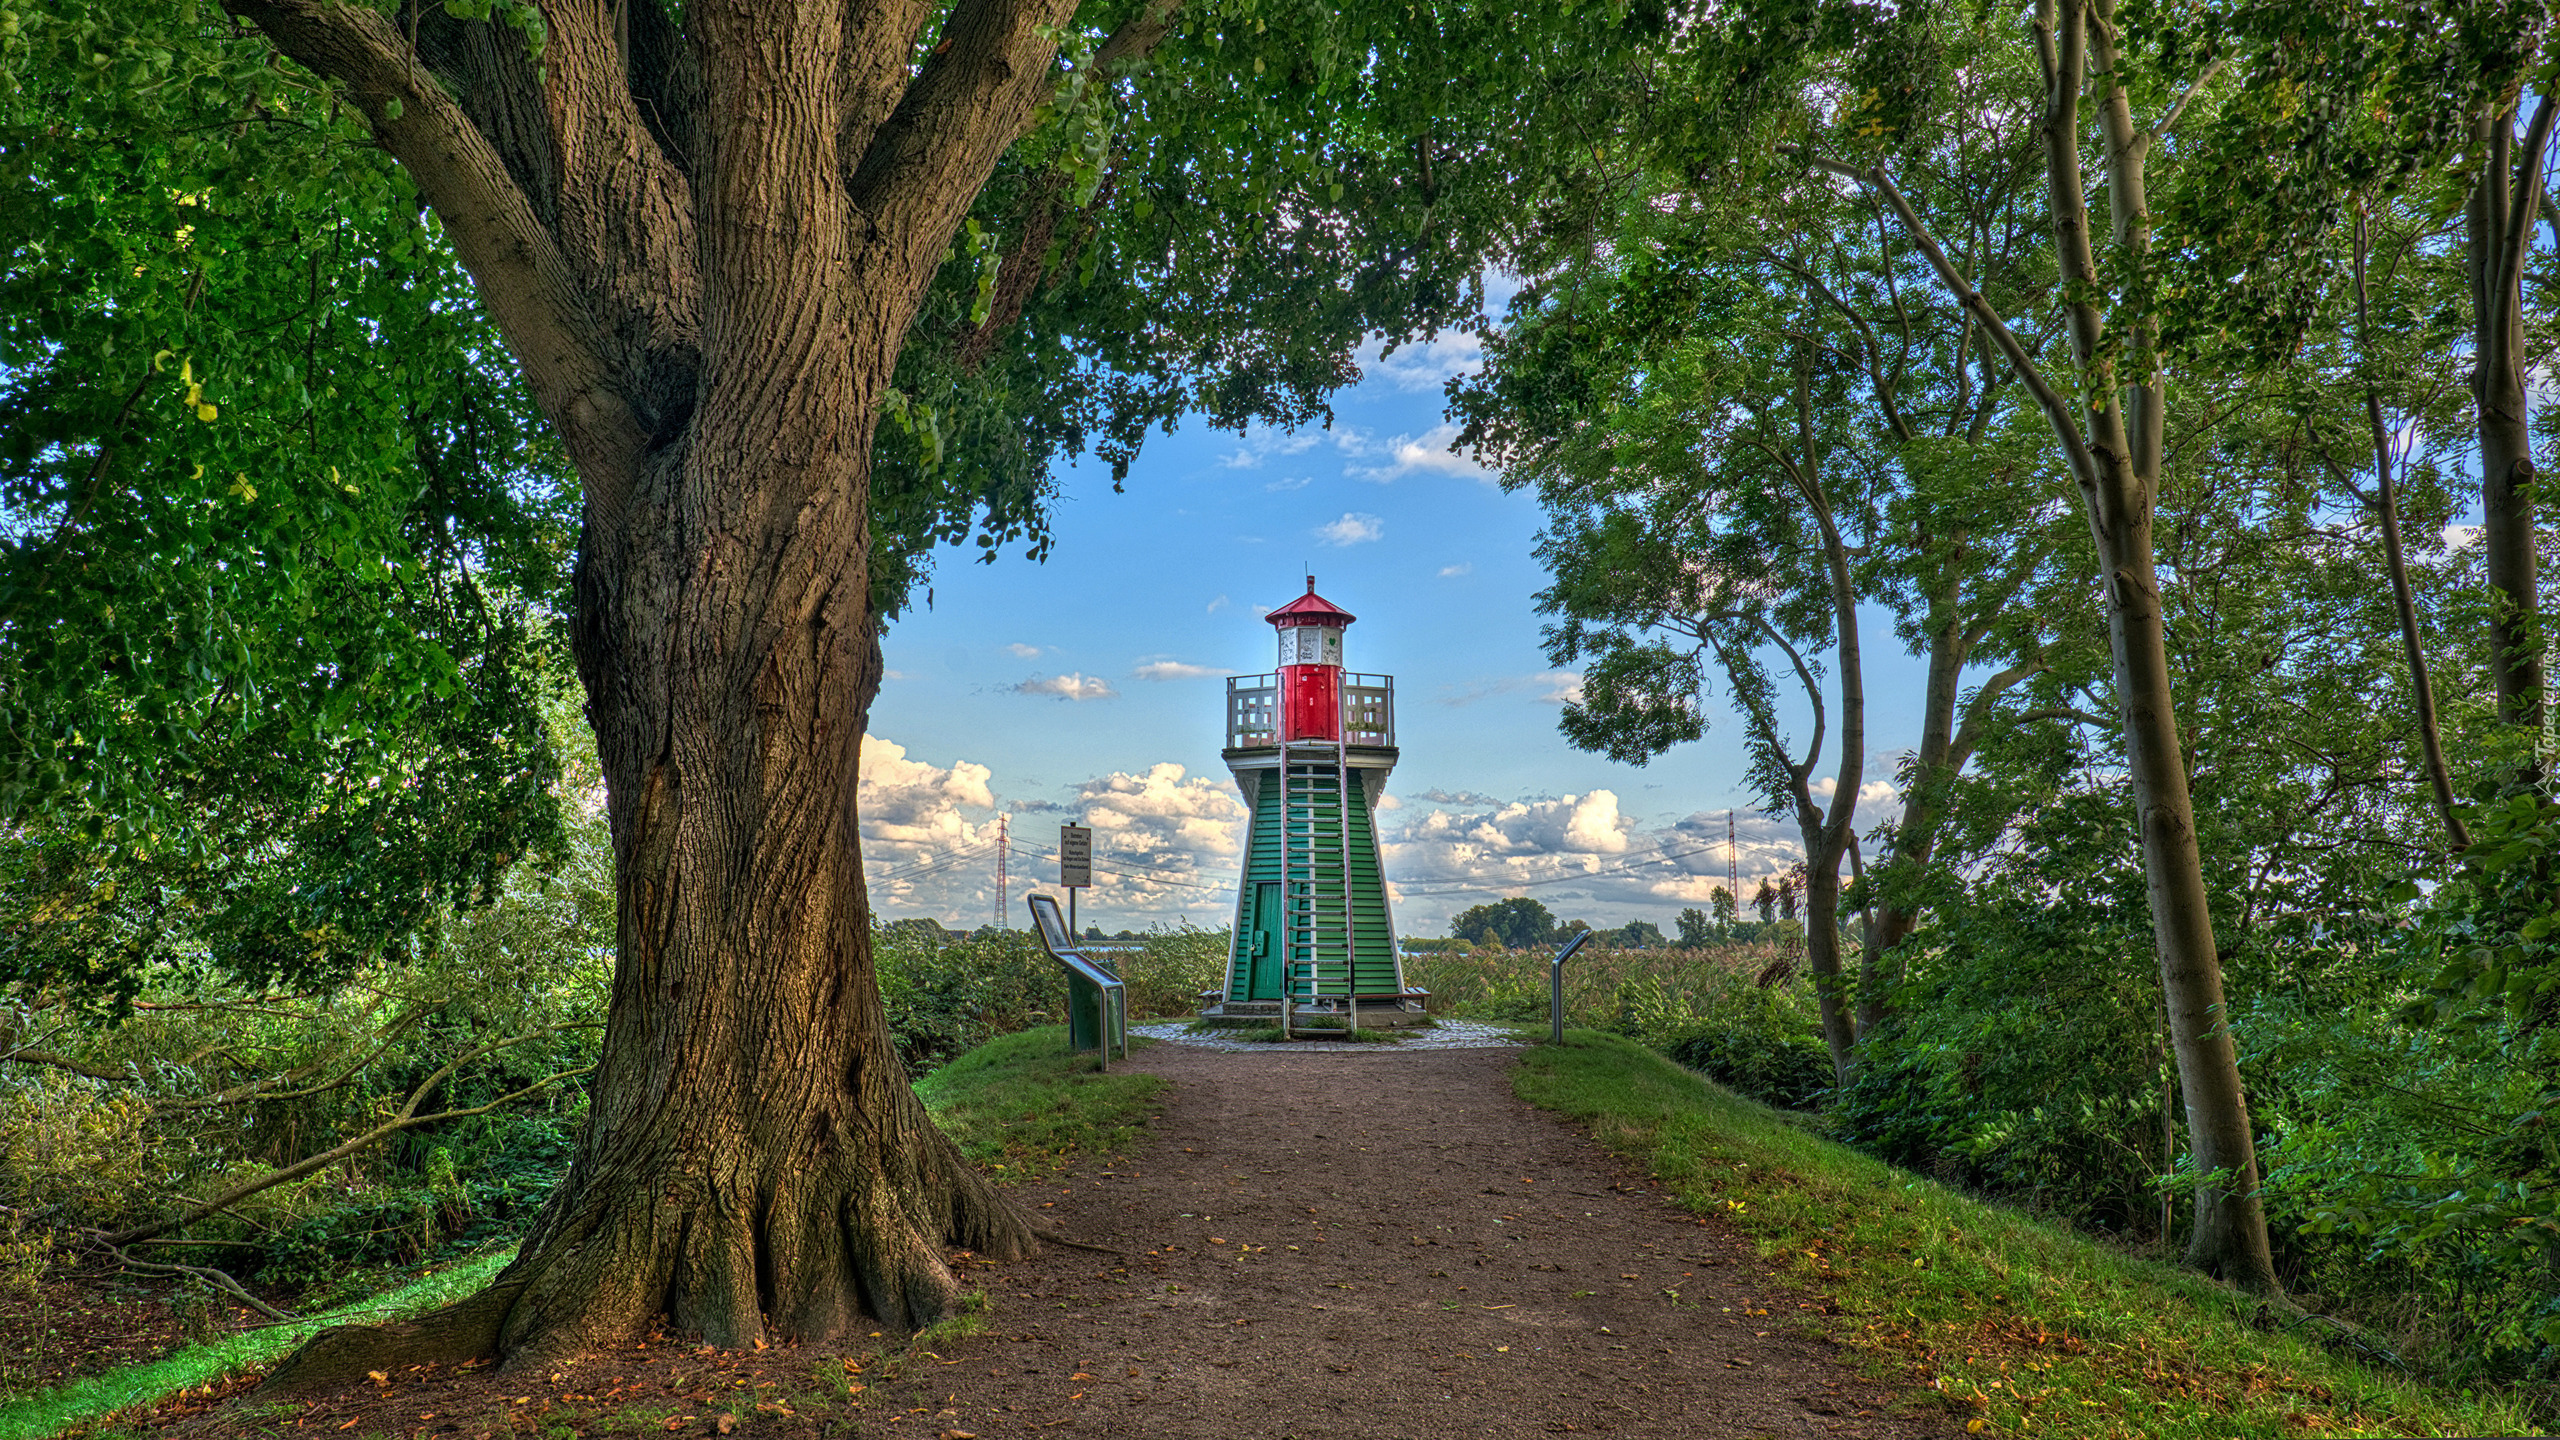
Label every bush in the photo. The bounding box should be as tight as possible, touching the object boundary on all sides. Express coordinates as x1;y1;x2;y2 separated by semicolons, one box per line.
1661;1024;1832;1110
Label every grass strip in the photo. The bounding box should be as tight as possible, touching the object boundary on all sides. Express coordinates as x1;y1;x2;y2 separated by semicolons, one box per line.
0;1246;514;1440
914;1024;1168;1181
1513;1031;2541;1440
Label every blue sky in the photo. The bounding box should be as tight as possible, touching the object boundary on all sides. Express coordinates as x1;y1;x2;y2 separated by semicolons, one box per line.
861;327;1926;937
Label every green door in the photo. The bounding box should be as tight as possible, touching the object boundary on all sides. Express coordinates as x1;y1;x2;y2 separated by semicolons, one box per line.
1247;881;1283;999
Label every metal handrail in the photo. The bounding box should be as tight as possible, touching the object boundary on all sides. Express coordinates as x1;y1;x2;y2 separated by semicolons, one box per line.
1027;894;1127;1066
1547;930;1592;1045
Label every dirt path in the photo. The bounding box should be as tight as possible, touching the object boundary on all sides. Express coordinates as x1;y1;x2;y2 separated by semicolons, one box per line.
897;1039;1951;1440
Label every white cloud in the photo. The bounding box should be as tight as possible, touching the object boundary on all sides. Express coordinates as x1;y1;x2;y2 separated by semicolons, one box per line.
1219;424;1321;470
1381;794;1816;936
1004;642;1043;659
1342;422;1495;483
856;740;1246;929
860;737;994;842
1069;764;1250;900
1809;775;1903;824
2444;523;2482;551
1317;512;1385;546
1265;476;1312;492
1359;331;1487;393
1438;562;1472;578
858;737;1001;919
1012;673;1118;701
1132;660;1237;681
1437;670;1585;707
1206;594;1230;613
852;737;1847;938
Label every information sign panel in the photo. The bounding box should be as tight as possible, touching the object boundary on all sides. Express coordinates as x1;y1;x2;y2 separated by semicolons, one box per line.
1059;824;1092;888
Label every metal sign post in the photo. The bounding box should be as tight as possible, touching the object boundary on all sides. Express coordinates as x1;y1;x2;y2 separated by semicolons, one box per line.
1549;930;1592;1045
1059;824;1091;935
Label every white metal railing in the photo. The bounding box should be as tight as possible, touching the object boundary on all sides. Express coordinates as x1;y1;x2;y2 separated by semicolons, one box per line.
1224;672;1395;749
1227;674;1278;748
1343;673;1394;747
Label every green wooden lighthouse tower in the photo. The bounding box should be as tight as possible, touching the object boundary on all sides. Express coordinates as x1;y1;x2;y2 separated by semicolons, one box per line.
1205;578;1423;1032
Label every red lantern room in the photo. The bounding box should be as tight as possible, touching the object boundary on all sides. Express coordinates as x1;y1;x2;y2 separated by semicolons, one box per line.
1267;576;1356;743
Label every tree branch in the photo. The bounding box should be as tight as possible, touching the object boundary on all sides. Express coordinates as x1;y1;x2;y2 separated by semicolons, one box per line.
1782;145;2101;490
222;0;643;503
846;0;1085;319
0;1046;131;1082
2147;56;2226;144
2504;93;2557;305
2015;704;2113;729
99;1028;594;1249
104;1242;298;1324
1095;0;1184;76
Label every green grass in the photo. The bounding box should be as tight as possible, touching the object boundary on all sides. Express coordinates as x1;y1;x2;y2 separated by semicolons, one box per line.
1513;1031;2543;1440
913;1025;1168;1180
0;1245;515;1440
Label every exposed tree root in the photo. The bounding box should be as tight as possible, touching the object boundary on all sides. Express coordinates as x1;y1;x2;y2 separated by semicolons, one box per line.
259;1279;523;1395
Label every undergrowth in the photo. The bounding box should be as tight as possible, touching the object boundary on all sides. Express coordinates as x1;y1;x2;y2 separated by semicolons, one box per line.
1513;1031;2540;1440
13;1026;1164;1438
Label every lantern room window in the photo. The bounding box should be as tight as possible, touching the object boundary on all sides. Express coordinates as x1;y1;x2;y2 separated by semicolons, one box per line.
1280;625;1343;668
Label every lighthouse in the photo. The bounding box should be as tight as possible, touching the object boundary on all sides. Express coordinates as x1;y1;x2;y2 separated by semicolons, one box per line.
1206;577;1422;1031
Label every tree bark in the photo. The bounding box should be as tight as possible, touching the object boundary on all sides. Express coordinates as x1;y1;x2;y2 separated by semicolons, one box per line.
1787;339;1865;1087
2467;95;2554;754
2046;0;2277;1294
222;0;1084;1375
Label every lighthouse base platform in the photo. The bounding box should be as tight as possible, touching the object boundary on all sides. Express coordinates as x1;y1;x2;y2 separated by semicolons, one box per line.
1193;992;1436;1028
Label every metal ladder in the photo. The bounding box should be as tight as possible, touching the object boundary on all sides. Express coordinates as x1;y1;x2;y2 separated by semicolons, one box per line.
1279;741;1359;1038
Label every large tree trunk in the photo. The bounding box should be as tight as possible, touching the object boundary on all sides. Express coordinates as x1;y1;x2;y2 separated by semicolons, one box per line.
225;0;1086;1379
2467;96;2554;756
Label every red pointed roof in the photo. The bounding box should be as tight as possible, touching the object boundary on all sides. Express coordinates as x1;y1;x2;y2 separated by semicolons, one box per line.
1266;575;1356;627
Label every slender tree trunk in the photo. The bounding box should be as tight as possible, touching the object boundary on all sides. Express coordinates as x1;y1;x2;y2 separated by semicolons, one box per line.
2467;98;2553;754
224;0;1086;1381
1800;820;1856;1082
1792;343;1865;1085
1854;619;2040;1033
1855;614;1961;1034
2062;0;2277;1294
1809;0;2278;1294
2354;207;2469;851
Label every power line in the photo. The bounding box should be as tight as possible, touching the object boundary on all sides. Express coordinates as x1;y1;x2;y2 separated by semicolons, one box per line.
869;837;995;882
1012;841;1230;891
